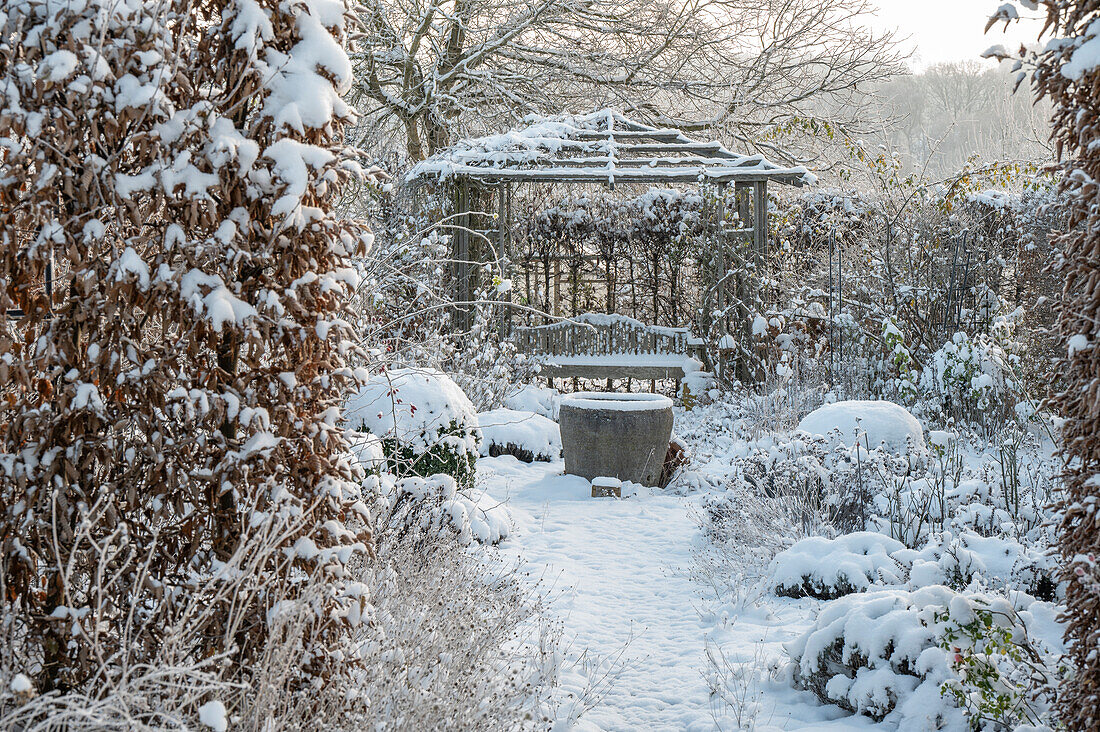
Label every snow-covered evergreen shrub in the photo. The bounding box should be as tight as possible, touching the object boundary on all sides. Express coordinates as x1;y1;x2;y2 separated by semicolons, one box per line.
478;409;562;463
768;533;906;599
787;587;1061;729
346;368;481;489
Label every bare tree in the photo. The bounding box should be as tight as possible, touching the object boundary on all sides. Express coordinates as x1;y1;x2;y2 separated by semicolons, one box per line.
873;62;1054;176
350;0;905;162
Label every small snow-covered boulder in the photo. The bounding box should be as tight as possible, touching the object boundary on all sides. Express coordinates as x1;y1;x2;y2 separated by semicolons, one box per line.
768;532;907;599
478;408;561;462
346;368;481;488
797;400;926;455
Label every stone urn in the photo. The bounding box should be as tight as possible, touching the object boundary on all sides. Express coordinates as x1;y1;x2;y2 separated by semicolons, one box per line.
558;392;674;486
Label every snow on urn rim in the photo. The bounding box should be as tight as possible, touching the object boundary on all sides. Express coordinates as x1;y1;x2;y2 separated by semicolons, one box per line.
560;391;674;412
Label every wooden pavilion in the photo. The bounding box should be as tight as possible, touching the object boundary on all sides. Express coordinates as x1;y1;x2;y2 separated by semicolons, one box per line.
404;109;814;379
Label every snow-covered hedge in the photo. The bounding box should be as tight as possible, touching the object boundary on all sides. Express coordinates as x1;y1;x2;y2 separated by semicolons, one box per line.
346;368;481;489
477;409;561;462
768;533;906;599
769;529;1057;601
787;587;1062;729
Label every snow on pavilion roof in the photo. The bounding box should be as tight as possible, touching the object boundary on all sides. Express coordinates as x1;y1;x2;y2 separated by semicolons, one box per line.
405;109;815;188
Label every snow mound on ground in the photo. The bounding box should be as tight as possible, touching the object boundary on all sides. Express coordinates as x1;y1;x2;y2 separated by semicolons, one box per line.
797;400;926;455
345;368;480;456
503;383;560;419
768;532;906;599
478;409;561;462
197;700;228;732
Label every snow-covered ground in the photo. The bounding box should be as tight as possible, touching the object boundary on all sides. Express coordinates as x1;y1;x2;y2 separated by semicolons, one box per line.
476;436;869;729
471;395;1062;730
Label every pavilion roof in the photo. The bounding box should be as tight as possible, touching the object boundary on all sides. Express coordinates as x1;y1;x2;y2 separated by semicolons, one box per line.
405;109;815;188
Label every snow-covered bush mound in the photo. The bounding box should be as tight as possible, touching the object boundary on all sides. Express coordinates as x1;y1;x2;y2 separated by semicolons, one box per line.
897;530;1058;599
372;473;510;545
769;532;906;599
477;409;561;462
797;400;926;455
787;586;1061;729
346;368;481;489
767;529;1058;601
503;383;560;420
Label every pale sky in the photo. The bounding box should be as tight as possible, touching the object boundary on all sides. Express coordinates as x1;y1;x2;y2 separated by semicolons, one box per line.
871;1;1047;69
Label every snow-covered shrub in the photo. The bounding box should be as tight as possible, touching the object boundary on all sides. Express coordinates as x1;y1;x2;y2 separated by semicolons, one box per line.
732;428;911;535
787;587;1061;729
354;477;557;729
882;317;918;399
370;473;510;545
478;409;561;463
898;531;1058;600
935;600;1062;731
768;533;906;600
921;331;1020;424
504;383;561;420
346;368;481;489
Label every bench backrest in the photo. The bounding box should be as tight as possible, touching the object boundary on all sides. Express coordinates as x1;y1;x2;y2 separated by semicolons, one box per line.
513;314;691;358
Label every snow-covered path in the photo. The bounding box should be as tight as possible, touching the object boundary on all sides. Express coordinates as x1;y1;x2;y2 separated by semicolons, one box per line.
480;458;716;730
478;455;879;731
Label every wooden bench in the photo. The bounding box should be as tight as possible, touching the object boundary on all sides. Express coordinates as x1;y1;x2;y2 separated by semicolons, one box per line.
512;313;704;381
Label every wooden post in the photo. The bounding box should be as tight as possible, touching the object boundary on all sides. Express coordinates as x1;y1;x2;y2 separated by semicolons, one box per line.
751;180;768;383
453;178;472;331
733;182;753;383
497;183;513;336
752;180;767;260
716;182;727;319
